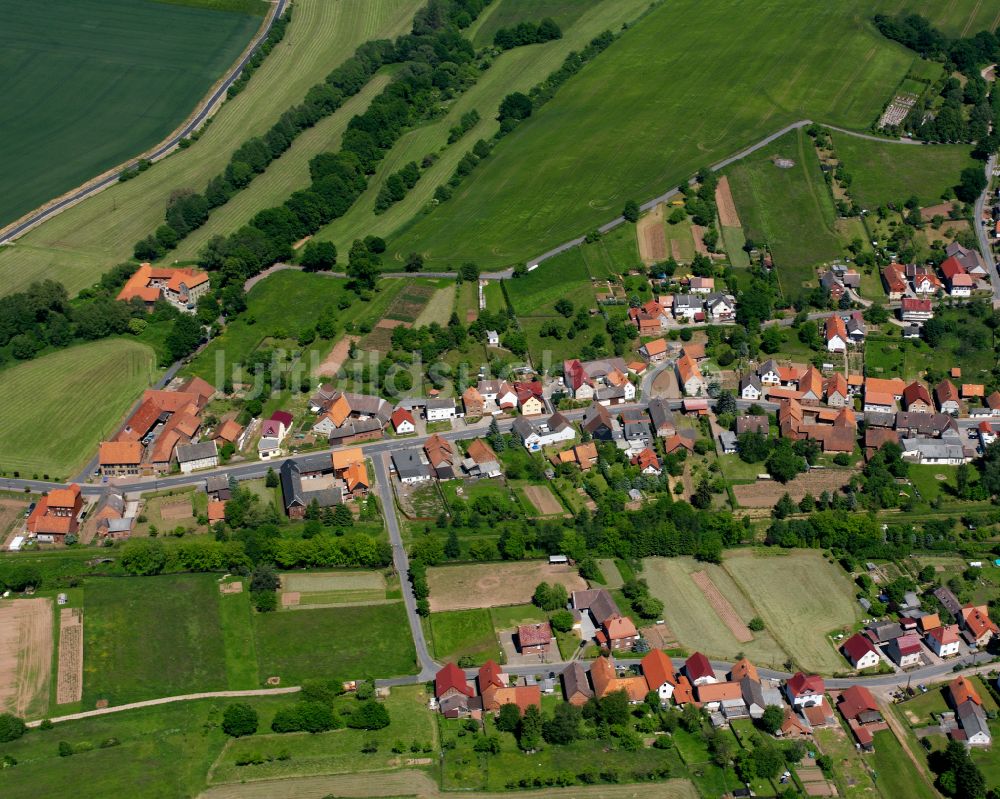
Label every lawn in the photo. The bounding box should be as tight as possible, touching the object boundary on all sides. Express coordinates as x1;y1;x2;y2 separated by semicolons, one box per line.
0;0;420;297
723;549;862;673
253;601;417;684
488;602;549;631
82;574;229;707
641;557;789;669
427;608;501;664
0;0;260;232
898;686;950;726
313;0;651;260
871;729;938;799
726;128;845;299
389;0;917;270
506;249;596;316
0;339;157;479
831;133;977;210
183;271;405;382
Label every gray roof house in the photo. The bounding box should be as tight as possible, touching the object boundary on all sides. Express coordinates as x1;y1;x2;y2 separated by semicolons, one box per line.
392;449;431;483
571;589;621;626
280;460;342;516
647;398;676;437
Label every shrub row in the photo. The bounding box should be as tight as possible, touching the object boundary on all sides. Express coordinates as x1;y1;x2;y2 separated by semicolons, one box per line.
493;18;561;50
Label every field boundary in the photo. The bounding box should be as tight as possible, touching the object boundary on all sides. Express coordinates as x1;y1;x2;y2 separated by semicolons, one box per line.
0;0;287;245
690;570;753;643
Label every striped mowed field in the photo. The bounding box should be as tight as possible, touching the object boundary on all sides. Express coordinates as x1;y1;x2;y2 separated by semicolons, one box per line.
0;339;157;478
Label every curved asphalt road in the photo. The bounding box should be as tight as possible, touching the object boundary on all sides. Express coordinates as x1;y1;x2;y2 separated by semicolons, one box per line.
0;0;288;245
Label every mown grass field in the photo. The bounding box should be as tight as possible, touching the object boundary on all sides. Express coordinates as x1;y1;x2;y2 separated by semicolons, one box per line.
426;608;501;665
0;339;157;478
389;0;919;270
723;549;861;673
314;0;651;260
0;0;260;231
0;0;418;297
871;730;938;799
82;574;229;707
253;602;417;684
903;0;1000;37
831;133;976;210
726;128;844;299
641;556;789;668
218;579;260;689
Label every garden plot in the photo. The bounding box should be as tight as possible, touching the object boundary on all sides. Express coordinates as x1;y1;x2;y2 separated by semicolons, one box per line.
732;470;853;507
56;607;83;704
637;203;667;265
280;570;388;607
427;561;587;612
521;484;564;516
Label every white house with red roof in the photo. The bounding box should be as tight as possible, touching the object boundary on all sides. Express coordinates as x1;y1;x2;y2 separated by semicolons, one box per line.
784;672;824;708
684;652;717;686
391;407;416;434
841;632;880;670
925;624;961;658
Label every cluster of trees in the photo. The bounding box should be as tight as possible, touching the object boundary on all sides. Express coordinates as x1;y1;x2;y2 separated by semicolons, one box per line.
408;558;431;615
192;0;491;287
874;14;1000;150
929;738;990;799
736;432;809;483
682;167;721;251
621;578;664;620
375;161;421;213
492;17;561;50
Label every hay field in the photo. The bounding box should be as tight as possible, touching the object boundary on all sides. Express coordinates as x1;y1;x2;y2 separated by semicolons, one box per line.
0;598;52;717
426;561;587;612
390;0;918;269
642;557;788;668
723;549;861;673
0;339;156;478
0;0;260;231
0;0;422;296
314;0;651;259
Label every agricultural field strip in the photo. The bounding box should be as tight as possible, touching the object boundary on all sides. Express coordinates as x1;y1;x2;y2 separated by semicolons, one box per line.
0;598;52;717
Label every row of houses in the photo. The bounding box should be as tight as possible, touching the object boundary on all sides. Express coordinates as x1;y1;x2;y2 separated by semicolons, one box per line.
98;377;228;478
627;290;736;333
561;358;637;405
462;379;545;417
881;242;989;302
392;436;501;484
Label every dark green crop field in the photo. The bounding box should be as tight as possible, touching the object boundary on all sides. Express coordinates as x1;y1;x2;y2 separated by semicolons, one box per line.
0;0;260;228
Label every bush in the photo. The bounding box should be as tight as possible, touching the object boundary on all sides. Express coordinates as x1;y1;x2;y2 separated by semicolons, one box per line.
222;703;259;737
58;741;73;757
0;714;26;743
348;701;390;730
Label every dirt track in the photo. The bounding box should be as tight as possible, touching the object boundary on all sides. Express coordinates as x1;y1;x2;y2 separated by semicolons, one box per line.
637;203;667;265
0;598;53;716
316;335;358;377
691;570;753;642
715;176;741;227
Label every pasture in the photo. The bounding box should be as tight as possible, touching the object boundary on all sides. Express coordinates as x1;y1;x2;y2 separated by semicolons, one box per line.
253;601;417;683
0;339;157;478
726;128;844;299
389;0;918;269
641;557;789;668
723;549;861;673
0;0;259;231
470;0;605;46
426;561;588;612
0;0;420;297
82;574;229;707
314;0;651;259
831;133;976;210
